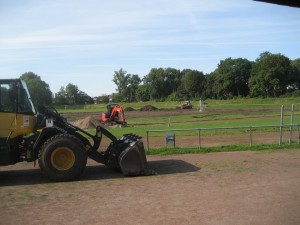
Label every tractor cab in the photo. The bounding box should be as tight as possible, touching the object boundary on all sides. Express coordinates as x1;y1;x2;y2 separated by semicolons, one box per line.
0;79;36;138
0;79;35;114
107;103;119;114
0;79;36;165
101;103;126;125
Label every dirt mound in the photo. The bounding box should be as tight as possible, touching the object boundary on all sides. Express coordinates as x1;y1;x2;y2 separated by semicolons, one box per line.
73;116;103;129
140;105;158;111
124;107;135;111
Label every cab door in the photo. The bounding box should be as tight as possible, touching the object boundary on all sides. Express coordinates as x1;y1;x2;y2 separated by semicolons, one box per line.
0;81;17;138
0;81;17;165
0;80;36;139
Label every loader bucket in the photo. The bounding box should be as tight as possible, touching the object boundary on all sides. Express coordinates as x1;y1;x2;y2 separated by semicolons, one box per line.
118;140;148;176
88;127;155;176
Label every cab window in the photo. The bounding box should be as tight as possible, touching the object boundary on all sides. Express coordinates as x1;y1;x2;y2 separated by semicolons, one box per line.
0;82;16;112
17;85;33;113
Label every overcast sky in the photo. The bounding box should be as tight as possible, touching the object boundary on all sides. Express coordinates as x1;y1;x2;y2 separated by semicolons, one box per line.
0;0;299;97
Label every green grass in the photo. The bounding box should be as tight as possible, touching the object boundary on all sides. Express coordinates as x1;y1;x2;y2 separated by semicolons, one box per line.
205;97;300;107
57;97;300;151
55;98;300;113
146;143;300;155
84;112;299;138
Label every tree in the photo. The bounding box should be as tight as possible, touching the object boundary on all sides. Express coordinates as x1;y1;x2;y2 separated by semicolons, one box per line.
143;68;165;100
203;72;217;99
249;52;294;97
136;85;150;101
112;69;142;101
113;68;130;98
77;91;94;104
164;68;182;95
60;83;93;105
127;74;141;102
290;58;300;90
143;67;181;100
65;83;79;105
54;86;67;105
98;94;110;103
181;69;205;99
20;72;52;107
211;58;252;98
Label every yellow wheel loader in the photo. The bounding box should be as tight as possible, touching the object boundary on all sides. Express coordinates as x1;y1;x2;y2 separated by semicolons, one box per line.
0;79;151;181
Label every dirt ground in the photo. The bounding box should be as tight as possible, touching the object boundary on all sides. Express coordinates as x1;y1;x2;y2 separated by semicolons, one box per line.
1;150;300;225
1;108;299;224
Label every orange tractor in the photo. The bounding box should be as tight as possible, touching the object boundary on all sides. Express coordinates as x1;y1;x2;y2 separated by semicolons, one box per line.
101;103;126;125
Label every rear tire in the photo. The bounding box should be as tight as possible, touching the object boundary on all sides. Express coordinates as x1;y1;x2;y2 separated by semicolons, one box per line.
38;134;87;181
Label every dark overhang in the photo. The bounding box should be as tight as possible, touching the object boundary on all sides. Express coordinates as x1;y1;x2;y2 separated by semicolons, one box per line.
254;0;300;8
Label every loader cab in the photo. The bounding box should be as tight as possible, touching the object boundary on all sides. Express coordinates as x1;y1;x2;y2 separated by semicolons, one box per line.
0;79;36;165
0;79;36;115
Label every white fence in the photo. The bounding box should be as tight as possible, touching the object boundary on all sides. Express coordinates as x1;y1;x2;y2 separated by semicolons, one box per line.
146;104;300;150
146;124;300;150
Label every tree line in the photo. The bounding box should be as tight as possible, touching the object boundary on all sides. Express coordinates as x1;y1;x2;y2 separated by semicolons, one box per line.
112;52;300;102
20;51;300;107
20;72;94;107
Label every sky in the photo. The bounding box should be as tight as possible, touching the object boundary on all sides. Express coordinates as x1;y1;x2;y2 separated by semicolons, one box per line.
0;0;300;97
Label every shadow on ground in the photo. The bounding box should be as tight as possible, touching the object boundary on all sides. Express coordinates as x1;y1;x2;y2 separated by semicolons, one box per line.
148;159;200;175
0;159;200;187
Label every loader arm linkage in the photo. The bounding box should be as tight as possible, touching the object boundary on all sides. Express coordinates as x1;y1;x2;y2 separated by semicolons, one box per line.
40;106;151;176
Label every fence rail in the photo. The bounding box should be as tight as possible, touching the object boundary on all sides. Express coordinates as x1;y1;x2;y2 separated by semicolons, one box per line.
146;124;300;151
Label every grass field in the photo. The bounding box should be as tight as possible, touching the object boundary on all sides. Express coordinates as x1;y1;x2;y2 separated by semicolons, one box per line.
56;97;300;112
70;99;300;135
57;97;300;150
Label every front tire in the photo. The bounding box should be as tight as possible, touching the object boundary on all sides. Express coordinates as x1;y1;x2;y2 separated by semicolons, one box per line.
38;134;87;181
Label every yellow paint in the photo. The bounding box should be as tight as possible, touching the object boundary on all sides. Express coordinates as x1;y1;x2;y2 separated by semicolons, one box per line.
0;112;35;138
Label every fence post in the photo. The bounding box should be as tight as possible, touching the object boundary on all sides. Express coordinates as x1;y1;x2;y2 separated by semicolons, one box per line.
146;131;150;152
289;104;294;144
297;124;300;145
249;126;252;147
279;105;284;145
198;129;201;149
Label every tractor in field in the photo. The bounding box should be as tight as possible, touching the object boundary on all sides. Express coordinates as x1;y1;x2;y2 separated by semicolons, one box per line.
179;100;193;109
101;103;126;125
0;79;150;181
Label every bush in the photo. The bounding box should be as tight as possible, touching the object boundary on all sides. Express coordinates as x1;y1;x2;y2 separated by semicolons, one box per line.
281;90;300;97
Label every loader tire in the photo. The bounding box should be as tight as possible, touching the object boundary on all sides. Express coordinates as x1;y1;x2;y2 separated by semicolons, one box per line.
38;134;87;181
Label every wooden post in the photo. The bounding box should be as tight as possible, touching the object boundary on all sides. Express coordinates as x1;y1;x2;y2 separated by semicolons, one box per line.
279;105;284;145
289;104;294;144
